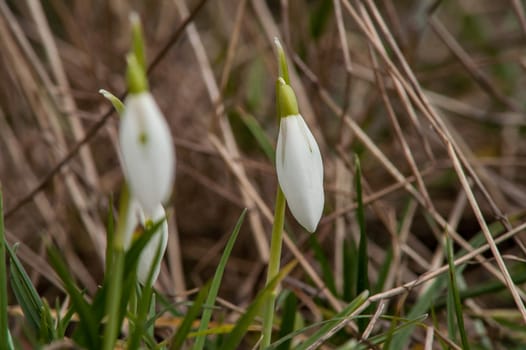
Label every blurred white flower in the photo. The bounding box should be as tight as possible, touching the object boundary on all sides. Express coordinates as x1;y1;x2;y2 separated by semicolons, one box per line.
124;201;168;285
122;197;144;250
119;92;175;216
136;204;168;285
276;114;324;232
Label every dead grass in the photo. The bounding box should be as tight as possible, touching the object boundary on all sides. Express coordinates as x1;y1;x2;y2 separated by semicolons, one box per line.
2;0;526;348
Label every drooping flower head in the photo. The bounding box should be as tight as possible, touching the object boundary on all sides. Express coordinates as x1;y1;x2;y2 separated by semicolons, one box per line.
275;77;324;232
119;55;175;216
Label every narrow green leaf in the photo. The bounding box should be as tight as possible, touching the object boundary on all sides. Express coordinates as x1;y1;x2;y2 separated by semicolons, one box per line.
0;191;12;349
99;89;125;115
374;248;393;294
276;291;297;350
309;235;337;295
47;246;99;349
39;300;57;341
220;261;296;350
238;112;275;163
295;290;369;350
342;238;356;301
269;317;362;350
102;248;125;350
389;209;498;349
193;209;247;350
171;282;211;350
57;304;75;338
389;275;446;350
354;156;369;332
245;57;265;111
445;234;470;350
446;276;456;341
105;195;115;277
354;314;428;350
8;256;40;332
128;239;166;350
6;240;55;342
436;267;526;308
309;0;333;39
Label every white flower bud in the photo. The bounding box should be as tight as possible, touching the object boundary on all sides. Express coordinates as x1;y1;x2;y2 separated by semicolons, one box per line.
119;92;175;216
136;204;168;285
122;199;168;285
122;197;144;250
276;114;324;232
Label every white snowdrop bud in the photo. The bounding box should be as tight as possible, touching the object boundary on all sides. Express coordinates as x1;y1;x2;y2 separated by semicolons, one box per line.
136;204;168;285
122;199;168;285
119;92;175;216
276;113;324;232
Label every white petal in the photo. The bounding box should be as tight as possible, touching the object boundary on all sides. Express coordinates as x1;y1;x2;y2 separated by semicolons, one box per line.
276;115;324;232
120;93;175;216
137;204;168;285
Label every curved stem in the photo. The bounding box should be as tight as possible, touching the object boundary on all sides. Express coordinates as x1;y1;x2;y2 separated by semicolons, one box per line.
260;186;286;349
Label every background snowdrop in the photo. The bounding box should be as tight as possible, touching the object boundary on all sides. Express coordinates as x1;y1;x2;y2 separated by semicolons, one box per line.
135;204;169;285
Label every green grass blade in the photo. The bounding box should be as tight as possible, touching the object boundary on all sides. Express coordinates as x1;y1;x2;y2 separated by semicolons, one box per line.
6;240;55;342
309;0;332;39
238;112;275;162
435;267;526;308
374;247;393;294
0;191;9;348
446;275;456;341
219;261;296;350
47;247;99;349
309;235;337;295
353;314;428;350
269;317;364;350
105;196;115;280
193;209;247;350
39;300;57;341
127;241;165;350
57;304;75;338
8;252;40;333
276;291;297;350
170;281;211;350
0;191;14;349
354;156;369;332
342;238;357;301
445;234;470;350
388;275;446;350
295;290;369;350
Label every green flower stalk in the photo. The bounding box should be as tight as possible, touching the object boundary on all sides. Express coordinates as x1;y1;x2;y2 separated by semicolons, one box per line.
261;38;325;349
102;14;174;349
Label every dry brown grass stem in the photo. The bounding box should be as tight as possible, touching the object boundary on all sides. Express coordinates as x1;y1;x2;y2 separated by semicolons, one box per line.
3;0;526;347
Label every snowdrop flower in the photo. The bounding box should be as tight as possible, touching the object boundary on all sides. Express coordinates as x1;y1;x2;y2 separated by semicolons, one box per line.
124;201;168;285
119;56;175;216
136;204;168;285
122;197;144;250
275;79;324;232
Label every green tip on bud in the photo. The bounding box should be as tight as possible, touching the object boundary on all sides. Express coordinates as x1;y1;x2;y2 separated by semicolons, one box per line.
277;78;299;118
126;54;148;94
273;37;290;84
130;12;146;71
99;89;125;115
